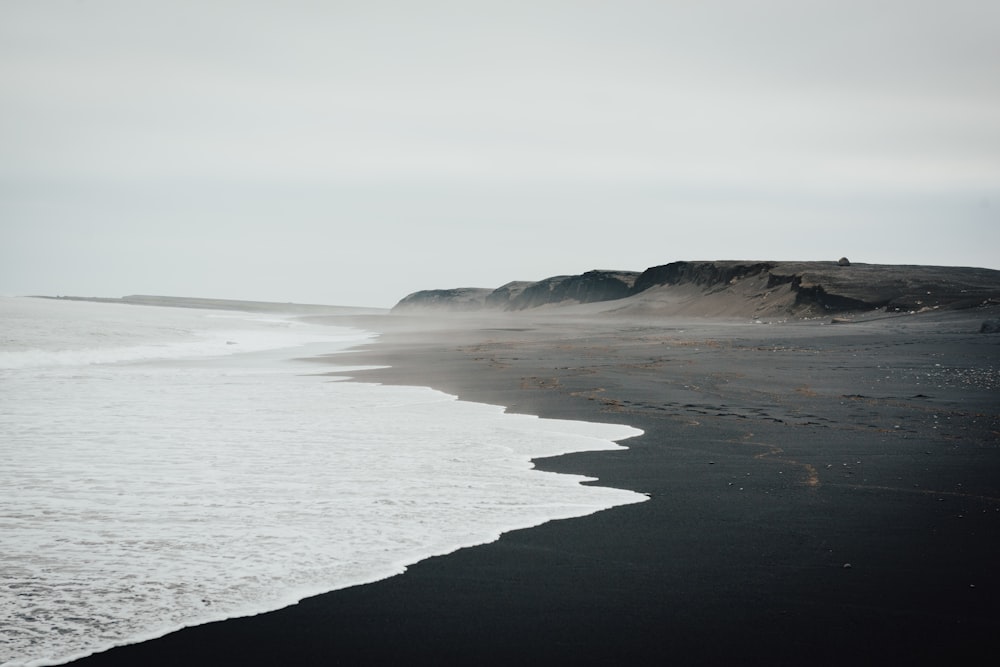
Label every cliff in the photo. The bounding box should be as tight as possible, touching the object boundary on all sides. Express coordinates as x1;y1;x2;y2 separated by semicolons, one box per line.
392;288;495;312
498;271;639;310
628;261;1000;316
391;261;1000;319
393;271;639;313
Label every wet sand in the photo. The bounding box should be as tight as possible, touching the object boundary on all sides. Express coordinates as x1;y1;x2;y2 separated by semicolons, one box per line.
69;308;1000;666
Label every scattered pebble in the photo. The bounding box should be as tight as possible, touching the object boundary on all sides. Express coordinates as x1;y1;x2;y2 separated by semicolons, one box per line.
875;364;1000;390
843;563;852;569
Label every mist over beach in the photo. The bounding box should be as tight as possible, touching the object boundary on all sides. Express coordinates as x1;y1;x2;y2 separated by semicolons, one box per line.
2;1;999;665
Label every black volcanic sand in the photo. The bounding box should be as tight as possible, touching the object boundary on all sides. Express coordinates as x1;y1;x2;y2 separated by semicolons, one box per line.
69;309;1000;666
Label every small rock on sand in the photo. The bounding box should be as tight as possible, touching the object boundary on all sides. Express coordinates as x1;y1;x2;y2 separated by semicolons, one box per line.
980;319;1000;334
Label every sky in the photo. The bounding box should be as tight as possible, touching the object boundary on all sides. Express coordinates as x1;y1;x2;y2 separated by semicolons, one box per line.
2;1;998;308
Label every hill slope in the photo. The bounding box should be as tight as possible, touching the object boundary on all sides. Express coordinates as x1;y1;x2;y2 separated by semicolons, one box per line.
392;261;1000;319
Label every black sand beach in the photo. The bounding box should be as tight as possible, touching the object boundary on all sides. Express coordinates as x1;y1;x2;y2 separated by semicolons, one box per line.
69;306;999;666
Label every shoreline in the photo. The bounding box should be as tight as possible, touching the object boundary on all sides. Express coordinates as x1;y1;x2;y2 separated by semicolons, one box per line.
67;308;1000;665
9;310;645;667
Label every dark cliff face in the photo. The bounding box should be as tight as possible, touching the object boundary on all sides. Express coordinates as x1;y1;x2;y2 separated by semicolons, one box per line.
485;281;533;309
631;261;857;312
392;288;493;312
392;271;639;312
632;262;776;293
503;271;639;310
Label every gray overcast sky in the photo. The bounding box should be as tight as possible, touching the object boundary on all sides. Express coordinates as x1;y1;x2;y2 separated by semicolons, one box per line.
2;0;998;307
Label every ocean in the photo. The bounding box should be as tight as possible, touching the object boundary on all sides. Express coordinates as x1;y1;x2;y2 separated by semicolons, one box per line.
0;296;645;666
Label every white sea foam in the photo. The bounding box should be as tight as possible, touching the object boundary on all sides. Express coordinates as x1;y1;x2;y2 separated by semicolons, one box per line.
0;297;645;666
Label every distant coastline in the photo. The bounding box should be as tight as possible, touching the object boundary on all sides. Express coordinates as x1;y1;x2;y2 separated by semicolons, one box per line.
34;260;1000;323
32;294;387;316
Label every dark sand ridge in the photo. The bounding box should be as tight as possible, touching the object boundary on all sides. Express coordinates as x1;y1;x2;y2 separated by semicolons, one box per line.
67;289;1000;665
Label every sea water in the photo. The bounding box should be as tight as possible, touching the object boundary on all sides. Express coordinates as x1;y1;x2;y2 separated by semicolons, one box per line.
0;297;645;666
